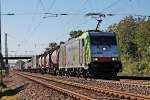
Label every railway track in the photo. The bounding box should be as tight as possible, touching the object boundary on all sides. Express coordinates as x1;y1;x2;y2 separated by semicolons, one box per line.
118;76;150;87
119;79;150;87
42;74;150;96
96;79;150;89
15;72;150;100
15;72;115;100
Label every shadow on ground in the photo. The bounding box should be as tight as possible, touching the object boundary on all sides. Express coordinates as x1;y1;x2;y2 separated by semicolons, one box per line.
0;83;28;98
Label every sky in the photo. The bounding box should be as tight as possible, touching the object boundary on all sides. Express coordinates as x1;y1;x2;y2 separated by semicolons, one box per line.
1;0;150;58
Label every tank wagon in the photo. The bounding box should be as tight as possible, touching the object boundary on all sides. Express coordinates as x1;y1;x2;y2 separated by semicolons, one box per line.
23;59;32;72
23;30;122;78
30;55;39;72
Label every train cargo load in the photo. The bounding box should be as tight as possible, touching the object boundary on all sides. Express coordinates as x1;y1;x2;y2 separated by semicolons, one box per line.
51;49;59;65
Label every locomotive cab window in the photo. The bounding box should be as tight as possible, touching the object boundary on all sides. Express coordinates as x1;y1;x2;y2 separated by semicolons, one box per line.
90;36;117;45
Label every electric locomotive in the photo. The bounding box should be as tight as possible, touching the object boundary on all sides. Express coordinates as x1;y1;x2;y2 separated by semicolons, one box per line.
58;30;122;78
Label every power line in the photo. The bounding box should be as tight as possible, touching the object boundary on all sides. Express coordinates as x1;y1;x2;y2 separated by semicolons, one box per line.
1;12;45;15
28;0;57;36
63;0;89;26
22;0;42;49
39;0;46;11
101;0;121;13
7;33;22;43
62;0;121;33
43;0;56;18
69;0;121;31
47;0;56;12
52;0;89;42
22;0;57;52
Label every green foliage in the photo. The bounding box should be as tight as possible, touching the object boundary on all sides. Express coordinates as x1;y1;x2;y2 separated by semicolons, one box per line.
107;16;150;76
137;62;147;71
69;30;83;38
0;70;6;77
49;42;57;48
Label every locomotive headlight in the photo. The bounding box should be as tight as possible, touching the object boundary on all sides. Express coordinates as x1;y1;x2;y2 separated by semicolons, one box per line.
102;47;106;51
112;57;118;61
93;58;98;61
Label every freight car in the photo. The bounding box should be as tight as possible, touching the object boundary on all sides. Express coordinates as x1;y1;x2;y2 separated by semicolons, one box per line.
32;46;60;74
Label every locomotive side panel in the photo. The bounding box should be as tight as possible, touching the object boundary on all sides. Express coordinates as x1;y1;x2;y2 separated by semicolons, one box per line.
59;45;66;68
65;39;81;68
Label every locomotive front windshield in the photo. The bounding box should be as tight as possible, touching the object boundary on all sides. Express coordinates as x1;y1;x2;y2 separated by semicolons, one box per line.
90;36;117;45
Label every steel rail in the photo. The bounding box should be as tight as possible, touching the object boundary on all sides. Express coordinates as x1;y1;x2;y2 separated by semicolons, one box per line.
15;72;96;100
96;79;150;88
18;72;150;100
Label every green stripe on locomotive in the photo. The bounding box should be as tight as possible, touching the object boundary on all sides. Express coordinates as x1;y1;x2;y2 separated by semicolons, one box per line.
82;32;91;65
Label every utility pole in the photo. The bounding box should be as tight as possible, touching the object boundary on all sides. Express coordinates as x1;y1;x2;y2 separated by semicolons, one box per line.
0;0;14;86
0;0;1;53
5;33;9;76
5;33;8;64
0;0;3;86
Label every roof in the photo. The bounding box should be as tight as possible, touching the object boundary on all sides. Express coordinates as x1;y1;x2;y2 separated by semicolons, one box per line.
89;31;116;36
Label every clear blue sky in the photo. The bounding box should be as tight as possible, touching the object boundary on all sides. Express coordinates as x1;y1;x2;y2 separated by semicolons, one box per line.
1;0;150;56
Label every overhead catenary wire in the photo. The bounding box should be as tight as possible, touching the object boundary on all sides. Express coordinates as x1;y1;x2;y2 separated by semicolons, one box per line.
101;0;121;13
63;0;89;26
7;33;22;42
21;0;42;50
73;0;121;30
52;0;89;42
28;0;57;37
52;0;147;43
28;0;56;35
17;0;48;55
22;0;49;44
42;0;56;18
47;0;56;12
4;0;149;48
39;0;46;11
22;0;57;54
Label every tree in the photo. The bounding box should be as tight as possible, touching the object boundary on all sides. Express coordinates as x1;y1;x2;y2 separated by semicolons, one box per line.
49;42;57;49
69;30;83;38
59;41;65;45
107;16;150;76
108;16;138;59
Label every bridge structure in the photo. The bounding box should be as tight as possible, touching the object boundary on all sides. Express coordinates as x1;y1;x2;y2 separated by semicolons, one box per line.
3;55;33;60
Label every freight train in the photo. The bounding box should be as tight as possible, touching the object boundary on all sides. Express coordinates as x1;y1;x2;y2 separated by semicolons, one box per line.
21;30;122;78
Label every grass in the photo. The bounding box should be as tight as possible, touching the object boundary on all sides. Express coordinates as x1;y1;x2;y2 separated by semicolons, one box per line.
1;96;17;100
0;70;6;77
